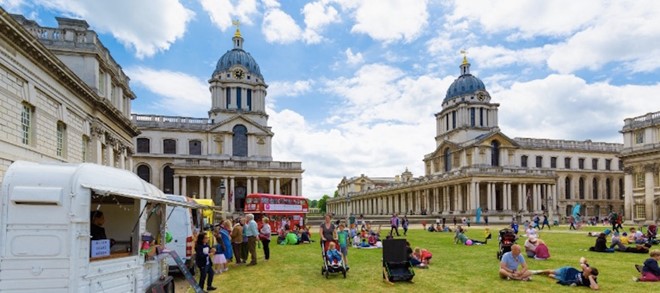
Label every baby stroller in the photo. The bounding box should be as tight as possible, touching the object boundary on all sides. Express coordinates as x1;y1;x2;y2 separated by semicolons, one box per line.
496;228;517;260
320;240;347;279
648;225;658;245
382;238;414;283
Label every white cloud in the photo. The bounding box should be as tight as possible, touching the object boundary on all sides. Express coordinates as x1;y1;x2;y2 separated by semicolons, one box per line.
126;67;209;116
200;0;258;31
0;0;25;11
261;8;302;44
467;45;555;69
33;0;194;58
267;80;314;105
346;0;429;42
345;48;363;65
301;0;341;43
495;74;660;142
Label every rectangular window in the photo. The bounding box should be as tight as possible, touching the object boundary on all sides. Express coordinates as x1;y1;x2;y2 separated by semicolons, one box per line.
535;156;543;168
521;155;528;167
247;89;252;111
479;108;484;126
605;159;611;170
578;158;585;169
163;139;176;154
98;70;106;96
189;140;202;155
236;88;242;110
550;157;557;168
564;157;571;169
56;122;66;157
82;135;90;162
21;103;34;145
592;158;598;170
635;204;646;219
137;138;150;153
635;172;645;188
445;115;449;130
226;87;231;109
635;130;644;144
452;111;456;129
470;108;475;127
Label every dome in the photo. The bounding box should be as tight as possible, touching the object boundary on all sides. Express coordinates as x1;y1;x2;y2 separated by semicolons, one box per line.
443;59;486;102
213;48;263;79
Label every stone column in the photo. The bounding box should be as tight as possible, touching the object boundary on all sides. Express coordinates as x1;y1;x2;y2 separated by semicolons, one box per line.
457;185;464;212
206;177;211;199
181;176;187;197
290;178;296;196
229;177;235;212
486;183;492;211
297;177;303;196
174;175;180;195
253;177;259;194
644;164;656;224
275;178;281;195
199;177;205;199
269;178;274;194
247;177;252;195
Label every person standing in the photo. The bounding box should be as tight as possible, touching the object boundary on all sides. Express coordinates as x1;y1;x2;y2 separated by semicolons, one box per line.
245;214;259;266
319;214;337;249
541;214;550;230
230;218;244;264
402;216;409;236
260;217;272;261
389;214;400;236
568;215;576;230
195;234;217;291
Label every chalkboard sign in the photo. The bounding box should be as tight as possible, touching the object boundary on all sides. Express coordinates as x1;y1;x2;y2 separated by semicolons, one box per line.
91;239;110;258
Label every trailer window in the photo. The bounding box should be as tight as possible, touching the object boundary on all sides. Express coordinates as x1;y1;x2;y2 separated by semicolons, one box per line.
90;193;140;261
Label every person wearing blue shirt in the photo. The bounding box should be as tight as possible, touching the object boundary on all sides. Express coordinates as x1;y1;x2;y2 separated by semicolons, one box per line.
245;214;259;266
499;244;532;281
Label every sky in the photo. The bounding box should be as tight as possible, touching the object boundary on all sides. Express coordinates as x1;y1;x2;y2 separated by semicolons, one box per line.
3;0;660;200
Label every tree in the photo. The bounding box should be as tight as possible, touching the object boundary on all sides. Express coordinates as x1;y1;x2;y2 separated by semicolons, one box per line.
310;199;318;208
318;194;330;213
333;190;339;198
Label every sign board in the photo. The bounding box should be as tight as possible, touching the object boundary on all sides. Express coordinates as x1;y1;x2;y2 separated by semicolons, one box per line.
91;239;111;258
264;204;302;211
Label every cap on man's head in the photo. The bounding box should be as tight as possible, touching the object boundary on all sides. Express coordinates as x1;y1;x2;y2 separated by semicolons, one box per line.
529;236;537;243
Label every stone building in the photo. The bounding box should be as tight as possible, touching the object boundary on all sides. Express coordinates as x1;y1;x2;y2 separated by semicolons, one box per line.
131;27;303;213
0;10;138;184
328;57;624;223
620;111;660;224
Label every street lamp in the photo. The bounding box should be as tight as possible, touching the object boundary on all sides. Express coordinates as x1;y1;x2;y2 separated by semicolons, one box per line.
214;182;226;208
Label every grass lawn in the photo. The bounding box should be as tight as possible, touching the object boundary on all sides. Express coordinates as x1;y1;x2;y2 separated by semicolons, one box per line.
188;225;658;292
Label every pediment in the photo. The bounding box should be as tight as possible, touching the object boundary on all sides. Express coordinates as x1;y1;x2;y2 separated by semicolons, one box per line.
210;114;273;135
472;131;520;148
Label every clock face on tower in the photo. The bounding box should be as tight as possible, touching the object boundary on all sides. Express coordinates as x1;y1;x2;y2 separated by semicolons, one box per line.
477;92;486;101
233;69;245;79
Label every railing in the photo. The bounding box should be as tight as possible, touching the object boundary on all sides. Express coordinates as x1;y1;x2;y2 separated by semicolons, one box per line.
514;137;622;152
172;158;302;170
131;114;211;129
622;111;660;131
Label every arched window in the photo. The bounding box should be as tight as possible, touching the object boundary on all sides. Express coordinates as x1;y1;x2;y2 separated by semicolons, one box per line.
163;139;176;154
163;165;174;194
491;140;500;166
579;177;585;199
137;164;150;183
565;177;572;199
605;178;611;199
137;137;150;153
592;178;598;199
189;140;202;155
232;124;248;157
444;148;451;172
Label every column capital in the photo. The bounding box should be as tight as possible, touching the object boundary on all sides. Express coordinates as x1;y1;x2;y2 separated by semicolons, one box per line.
644;163;657;173
624;166;635;174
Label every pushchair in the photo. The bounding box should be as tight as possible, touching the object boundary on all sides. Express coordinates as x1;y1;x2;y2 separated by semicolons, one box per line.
496;228;517;260
382;238;414;283
648;225;658;245
320;241;347;279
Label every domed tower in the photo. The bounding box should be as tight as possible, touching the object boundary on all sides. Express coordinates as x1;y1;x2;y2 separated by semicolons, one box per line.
434;55;500;146
208;23;269;126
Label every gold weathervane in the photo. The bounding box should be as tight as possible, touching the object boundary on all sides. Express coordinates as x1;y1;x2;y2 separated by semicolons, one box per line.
232;19;241;37
460;49;468;65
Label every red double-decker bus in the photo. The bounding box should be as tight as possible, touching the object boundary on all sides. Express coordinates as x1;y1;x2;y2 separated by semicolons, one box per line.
244;193;309;233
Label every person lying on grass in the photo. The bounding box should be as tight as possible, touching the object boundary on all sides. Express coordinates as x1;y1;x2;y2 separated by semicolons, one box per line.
498;244;532;281
533;257;599;290
454;226;487;245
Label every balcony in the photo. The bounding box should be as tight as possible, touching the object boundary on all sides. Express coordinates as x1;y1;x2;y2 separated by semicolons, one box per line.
172;158;302;170
131;114;211;130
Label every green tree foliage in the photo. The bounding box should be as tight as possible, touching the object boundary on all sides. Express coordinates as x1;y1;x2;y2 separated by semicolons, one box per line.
333;190;339;198
310;199;318;208
318;194;330;213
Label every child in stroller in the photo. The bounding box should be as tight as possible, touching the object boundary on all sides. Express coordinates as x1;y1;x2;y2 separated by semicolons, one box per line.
497;228;517;260
321;241;347;278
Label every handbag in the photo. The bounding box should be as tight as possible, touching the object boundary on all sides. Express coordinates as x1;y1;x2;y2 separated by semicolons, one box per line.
259;233;270;241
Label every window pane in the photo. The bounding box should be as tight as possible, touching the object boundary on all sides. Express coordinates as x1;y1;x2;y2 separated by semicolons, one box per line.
137;138;150;153
189;140;202;155
232;125;248;157
163;139;176;154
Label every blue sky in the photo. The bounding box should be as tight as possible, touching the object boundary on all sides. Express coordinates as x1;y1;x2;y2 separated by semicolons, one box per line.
3;0;660;199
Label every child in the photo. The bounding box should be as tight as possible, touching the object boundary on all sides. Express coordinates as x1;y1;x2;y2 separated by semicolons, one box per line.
212;243;227;274
326;242;343;265
352;234;360;248
413;247;433;266
337;223;350;266
634;249;660;282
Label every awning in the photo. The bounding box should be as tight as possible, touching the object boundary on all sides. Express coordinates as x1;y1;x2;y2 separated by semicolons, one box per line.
82;184;201;209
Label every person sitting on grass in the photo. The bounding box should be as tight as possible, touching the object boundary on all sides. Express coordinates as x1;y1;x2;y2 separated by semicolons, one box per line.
499;244;532;281
633;249;660;282
326;242;344;265
412;247;433;267
524;236;541;257
589;233;614;253
454;226;487;245
283;230;299;245
533;257;599;290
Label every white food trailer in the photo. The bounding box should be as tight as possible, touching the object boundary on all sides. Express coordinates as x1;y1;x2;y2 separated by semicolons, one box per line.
0;161;199;292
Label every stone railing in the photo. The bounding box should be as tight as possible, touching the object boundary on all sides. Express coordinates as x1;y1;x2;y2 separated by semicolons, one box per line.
514;137;622;152
173;158;302;170
131;114;211;130
622;111;660;131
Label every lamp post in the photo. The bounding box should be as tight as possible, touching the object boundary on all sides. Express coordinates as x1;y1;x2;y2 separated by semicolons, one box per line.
214;181;226;210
